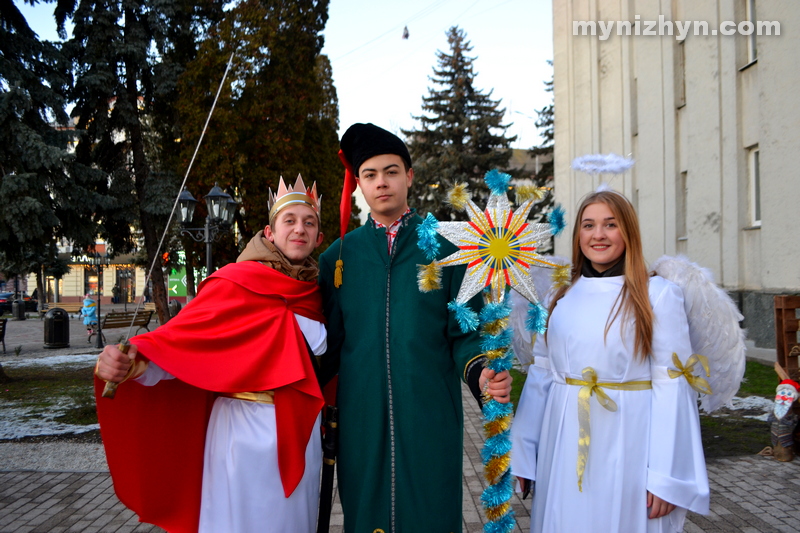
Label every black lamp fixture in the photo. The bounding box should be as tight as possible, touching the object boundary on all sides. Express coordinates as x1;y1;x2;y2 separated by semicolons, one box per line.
177;183;237;275
90;250;110;349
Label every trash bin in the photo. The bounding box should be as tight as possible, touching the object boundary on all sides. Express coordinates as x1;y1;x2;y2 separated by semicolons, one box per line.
12;300;26;320
43;308;70;348
168;299;182;318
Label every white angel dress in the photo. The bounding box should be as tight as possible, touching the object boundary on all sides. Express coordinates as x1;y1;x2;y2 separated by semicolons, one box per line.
135;314;326;533
511;275;710;533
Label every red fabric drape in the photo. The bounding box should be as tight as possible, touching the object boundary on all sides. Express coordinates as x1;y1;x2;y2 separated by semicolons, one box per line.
96;261;325;533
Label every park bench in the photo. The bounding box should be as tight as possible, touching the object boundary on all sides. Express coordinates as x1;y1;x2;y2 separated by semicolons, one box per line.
37;302;86;319
88;310;155;345
43;302;86;318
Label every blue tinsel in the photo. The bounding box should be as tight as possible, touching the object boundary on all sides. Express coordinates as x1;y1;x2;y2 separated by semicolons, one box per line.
526;302;549;335
483;511;516;533
479;300;511;323
480;328;513;352
481;470;514;508
416;213;441;261
484;169;511;196
481;431;512;461
486;353;513;373
548;204;566;236
482;398;514;421
448;300;479;332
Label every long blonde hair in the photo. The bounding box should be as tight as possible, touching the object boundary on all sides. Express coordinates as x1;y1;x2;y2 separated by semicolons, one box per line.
548;190;654;359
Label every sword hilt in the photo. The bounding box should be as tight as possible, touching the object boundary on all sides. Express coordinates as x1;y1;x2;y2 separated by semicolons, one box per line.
101;343;131;399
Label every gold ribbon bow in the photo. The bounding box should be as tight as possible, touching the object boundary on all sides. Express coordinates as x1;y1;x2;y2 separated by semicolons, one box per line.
668;353;712;395
565;367;652;491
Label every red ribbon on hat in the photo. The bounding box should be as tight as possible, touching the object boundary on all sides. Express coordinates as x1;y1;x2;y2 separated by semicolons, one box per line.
338;149;357;239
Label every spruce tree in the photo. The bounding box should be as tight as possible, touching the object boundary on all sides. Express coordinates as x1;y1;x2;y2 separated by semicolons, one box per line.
174;0;341;258
0;1;109;300
65;0;215;323
530;61;554;198
403;26;516;221
526;61;555;252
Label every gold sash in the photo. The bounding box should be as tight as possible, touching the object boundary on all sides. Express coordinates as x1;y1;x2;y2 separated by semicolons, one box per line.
565;367;652;491
219;391;275;404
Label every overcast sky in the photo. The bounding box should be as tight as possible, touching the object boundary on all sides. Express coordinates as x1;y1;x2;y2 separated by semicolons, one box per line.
20;0;553;149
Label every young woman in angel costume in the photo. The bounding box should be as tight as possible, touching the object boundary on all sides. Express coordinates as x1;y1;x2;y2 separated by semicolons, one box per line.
510;188;710;533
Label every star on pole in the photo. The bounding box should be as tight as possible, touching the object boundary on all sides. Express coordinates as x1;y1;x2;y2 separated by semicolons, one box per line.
434;190;561;306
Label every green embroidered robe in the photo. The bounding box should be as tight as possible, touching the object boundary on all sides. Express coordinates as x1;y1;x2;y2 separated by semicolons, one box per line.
319;212;484;533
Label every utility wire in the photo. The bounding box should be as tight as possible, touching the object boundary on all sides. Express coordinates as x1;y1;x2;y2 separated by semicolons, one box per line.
331;0;454;63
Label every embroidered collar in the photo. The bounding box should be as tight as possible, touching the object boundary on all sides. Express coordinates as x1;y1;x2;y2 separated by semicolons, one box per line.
371;208;412;254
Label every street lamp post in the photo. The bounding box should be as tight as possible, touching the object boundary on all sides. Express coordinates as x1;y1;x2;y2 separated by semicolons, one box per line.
91;251;110;349
177;183;237;276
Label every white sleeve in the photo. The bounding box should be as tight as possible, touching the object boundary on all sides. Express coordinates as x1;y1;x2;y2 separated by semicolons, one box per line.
294;314;327;355
647;280;710;514
134;362;176;386
510;334;553;482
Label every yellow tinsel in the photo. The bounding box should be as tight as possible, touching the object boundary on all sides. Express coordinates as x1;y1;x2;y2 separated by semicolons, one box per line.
484;416;511;436
485;454;512;484
515;185;546;204
482;348;506;361
416;262;442;292
482;318;509;337
485;502;512;522
552;264;571;288
446;183;469;211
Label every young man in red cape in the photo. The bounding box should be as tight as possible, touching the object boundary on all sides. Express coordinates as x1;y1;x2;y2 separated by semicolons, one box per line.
95;175;326;533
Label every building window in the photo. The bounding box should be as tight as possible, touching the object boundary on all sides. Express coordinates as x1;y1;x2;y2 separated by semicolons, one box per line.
746;0;757;62
675;40;686;108
676;171;688;240
749;147;761;226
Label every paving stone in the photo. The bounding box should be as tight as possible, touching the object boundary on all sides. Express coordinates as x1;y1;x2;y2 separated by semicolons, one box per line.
2;384;799;532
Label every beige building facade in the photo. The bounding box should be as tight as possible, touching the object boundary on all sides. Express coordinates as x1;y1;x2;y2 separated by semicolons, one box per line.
552;0;798;348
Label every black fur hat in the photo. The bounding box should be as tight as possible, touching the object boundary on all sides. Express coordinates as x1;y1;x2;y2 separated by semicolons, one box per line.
340;123;412;176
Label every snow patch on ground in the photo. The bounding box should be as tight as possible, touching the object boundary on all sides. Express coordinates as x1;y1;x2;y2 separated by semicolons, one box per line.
0;403;99;439
1;353;99;439
714;395;774;422
2;353;97;369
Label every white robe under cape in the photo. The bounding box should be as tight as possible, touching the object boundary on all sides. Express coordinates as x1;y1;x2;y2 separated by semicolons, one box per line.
136;314;326;533
511;275;709;533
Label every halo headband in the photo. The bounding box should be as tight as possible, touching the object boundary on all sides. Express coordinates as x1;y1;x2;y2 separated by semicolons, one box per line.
268;174;321;222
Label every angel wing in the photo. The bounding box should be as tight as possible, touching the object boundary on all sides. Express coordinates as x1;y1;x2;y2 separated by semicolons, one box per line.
651;255;747;413
510;256;569;371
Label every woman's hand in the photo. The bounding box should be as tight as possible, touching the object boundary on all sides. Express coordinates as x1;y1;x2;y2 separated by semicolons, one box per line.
647;491;676;519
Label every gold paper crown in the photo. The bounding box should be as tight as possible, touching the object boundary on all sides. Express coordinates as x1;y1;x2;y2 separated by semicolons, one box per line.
268;174;322;222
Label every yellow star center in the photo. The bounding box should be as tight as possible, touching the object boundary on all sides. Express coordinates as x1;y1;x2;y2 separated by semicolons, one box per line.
486;235;512;262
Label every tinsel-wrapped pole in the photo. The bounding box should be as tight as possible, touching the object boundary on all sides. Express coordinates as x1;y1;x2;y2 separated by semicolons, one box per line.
416;170;565;532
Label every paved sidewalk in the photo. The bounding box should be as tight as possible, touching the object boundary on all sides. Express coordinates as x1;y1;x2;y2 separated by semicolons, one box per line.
2;387;800;532
1;314;799;532
0;302;156;357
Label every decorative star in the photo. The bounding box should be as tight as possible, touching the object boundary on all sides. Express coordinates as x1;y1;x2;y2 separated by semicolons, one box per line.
434;190;560;305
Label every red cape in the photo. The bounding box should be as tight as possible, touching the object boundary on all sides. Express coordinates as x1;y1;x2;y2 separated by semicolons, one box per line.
95;261;325;533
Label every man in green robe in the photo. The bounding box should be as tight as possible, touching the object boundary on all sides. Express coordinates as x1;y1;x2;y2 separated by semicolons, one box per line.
319;123;512;533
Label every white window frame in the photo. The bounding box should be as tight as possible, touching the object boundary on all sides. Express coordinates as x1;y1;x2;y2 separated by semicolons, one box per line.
746;0;757;62
748;146;761;227
676;171;688;240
